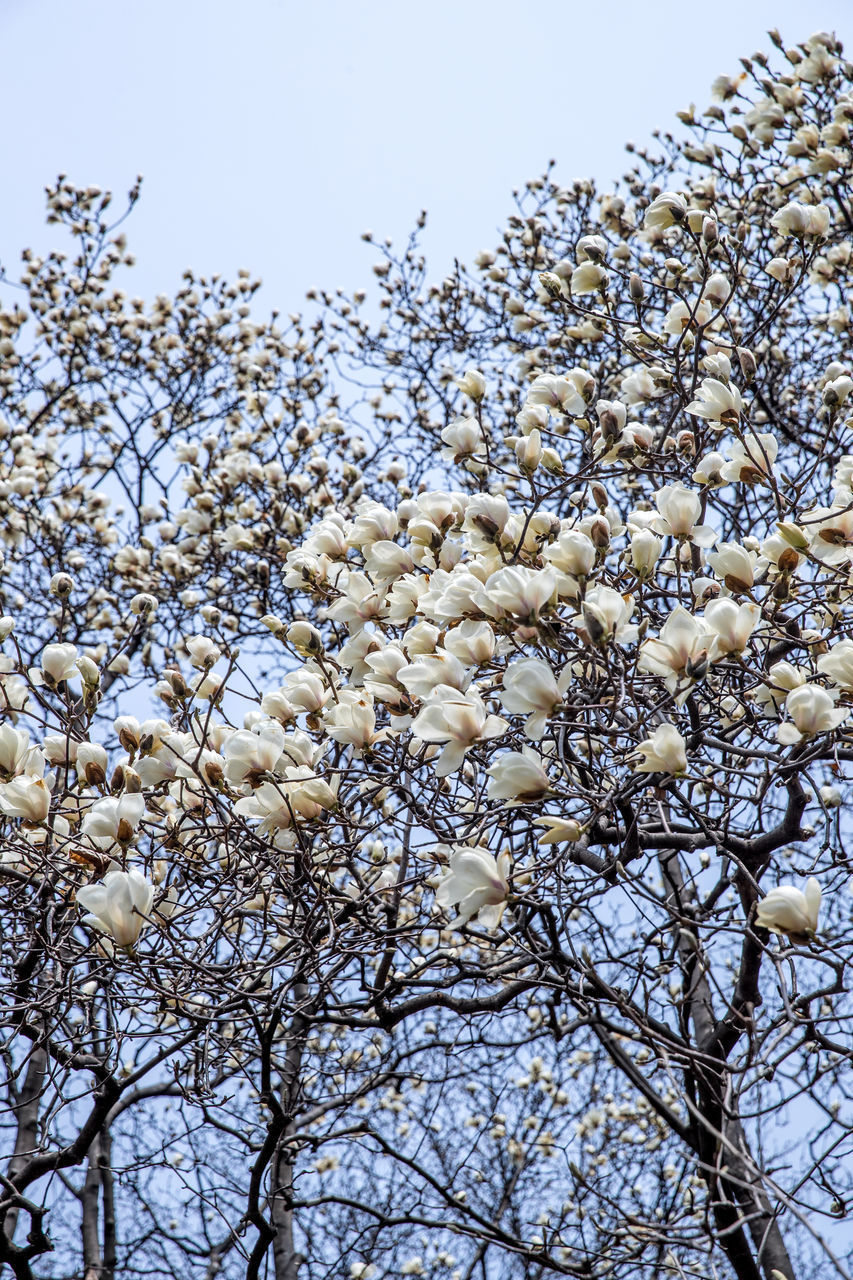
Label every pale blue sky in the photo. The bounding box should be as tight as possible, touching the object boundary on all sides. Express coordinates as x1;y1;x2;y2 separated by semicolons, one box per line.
3;0;851;310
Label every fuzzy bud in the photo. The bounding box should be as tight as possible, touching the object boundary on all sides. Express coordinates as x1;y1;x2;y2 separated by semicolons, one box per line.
49;573;75;598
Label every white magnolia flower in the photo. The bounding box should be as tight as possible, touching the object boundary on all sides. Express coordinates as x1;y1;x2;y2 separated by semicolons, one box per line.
805;504;853;567
435;846;511;930
185;634;222;669
234;757;336;830
223;723;287;787
0;726;45;780
412;688;507;777
325;571;387;631
282;669;331;716
533;815;582;844
720;432;778;485
440;417;485;463
817;639;853;690
526;371;591;417
754;661;808;717
500;657;571;740
455;368;486;400
81;793;146;845
652;483;717;547
475;565;557;621
544;529;597;578
362;645;411;710
770;201;831;237
571;262;608;295
704;598;761;658
286;620;324;657
643;190;688;230
629;529;662;579
824;374;853;408
579;585;638;646
662;298;713;337
76;742;108;787
76;868;155;950
191;671;227;702
40;642;80;686
777;684;850;744
0;775;52;822
633;724;688;775
639;606;715;703
693;451;728;486
486;749;551;802
515;428;543;472
686;377;742;427
705;541;757;589
364;540;415;584
398;651;469;699
324;691;379;748
755;877;821;940
347;502;398;549
443;620;496;665
766;255;794;284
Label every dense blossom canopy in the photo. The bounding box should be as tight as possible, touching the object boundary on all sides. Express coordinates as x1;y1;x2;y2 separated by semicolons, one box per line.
2;27;853;1280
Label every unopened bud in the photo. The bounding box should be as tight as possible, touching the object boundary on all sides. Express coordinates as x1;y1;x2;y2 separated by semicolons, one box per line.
116;819;135;846
539;272;563;299
76;656;101;687
130;593;158;617
590;518;611;549
287;620;324;657
737;347;757;384
702;216;718;245
582;604;608;645
685;650;709;681
260;614;286;637
598;410;620;442
203;759;224;788
590;482;608;511
49;573;75;598
167;670;189;697
629;273;645;304
77;742;108;788
776;522;809;551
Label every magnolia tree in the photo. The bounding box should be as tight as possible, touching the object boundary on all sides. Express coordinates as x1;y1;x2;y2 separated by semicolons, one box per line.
3;25;853;1280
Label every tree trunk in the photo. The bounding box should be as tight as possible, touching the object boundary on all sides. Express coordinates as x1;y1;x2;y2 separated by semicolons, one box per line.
4;1045;46;1246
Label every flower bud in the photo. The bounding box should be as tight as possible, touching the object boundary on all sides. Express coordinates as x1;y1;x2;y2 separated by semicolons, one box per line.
76;656;101;687
130;593;158;616
287;620;324;657
455;368;487;400
77;742;108;788
589;518;611;549
629;273;645;303
737;347;757;383
538;272;563;299
49;573;75;598
260;614;286;637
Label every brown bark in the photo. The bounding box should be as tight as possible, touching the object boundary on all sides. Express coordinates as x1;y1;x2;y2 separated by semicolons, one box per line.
660;848;795;1280
3;1045;46;1245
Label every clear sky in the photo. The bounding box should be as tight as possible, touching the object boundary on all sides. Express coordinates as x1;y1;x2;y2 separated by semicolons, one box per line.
3;0;851;312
